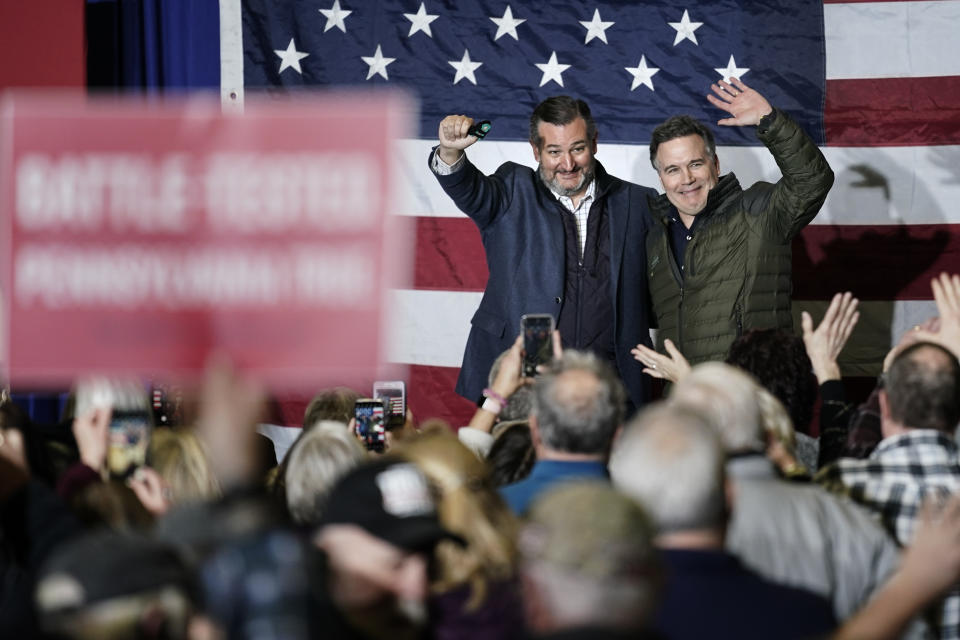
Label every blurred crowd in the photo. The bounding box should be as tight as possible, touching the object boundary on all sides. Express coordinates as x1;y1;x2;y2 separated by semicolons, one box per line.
5;274;960;639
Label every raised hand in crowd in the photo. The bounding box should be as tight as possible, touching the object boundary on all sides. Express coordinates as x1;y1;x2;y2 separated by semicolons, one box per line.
707;76;774;127
913;272;960;358
468;333;528;435
193;356;267;491
834;493;960;640
801;291;859;384
631;338;690;383
71;405;110;475
126;466;170;517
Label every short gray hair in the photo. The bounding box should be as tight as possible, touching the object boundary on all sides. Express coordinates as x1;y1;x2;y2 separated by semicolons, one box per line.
610;404;726;534
284;421;365;526
670;362;765;454
518;482;661;631
532;350;625;455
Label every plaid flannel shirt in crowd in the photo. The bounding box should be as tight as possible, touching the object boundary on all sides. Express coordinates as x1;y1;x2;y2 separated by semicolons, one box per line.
816;429;960;639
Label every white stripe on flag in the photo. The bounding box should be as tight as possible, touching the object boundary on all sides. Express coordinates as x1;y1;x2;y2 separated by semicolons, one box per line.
388;289;937;376
399;139;960;226
825;1;960;80
386;289;481;367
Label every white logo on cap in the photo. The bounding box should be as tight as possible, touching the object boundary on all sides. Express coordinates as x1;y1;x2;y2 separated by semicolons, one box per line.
375;464;434;518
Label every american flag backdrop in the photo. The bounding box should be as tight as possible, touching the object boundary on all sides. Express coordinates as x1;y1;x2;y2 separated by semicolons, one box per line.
222;0;960;427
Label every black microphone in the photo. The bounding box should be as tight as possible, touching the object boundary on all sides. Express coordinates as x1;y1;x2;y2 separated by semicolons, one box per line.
467;120;492;139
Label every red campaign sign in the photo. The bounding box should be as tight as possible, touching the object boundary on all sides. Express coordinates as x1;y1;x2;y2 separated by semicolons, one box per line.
0;92;416;390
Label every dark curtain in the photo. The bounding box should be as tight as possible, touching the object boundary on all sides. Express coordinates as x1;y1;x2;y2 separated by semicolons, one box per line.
86;0;220;91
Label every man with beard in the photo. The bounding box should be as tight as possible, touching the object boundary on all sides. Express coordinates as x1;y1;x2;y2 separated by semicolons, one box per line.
431;97;657;412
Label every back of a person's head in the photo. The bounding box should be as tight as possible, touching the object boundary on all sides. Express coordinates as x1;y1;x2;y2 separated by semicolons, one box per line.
726;328;818;433
670;362;765;454
532;350;625;455
71;480;156;532
886;342;960;432
35;531;194;639
487;420;536;488
302;387;361;429
397;429;518;607
149;428;220;506
284;420;365;526
519;482;661;632
610;404;726;535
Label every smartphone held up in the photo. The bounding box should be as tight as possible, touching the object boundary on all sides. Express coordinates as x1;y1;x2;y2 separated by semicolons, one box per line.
521;313;555;377
354;398;386;453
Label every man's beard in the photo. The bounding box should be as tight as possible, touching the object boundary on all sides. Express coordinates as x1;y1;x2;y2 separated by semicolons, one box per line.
538;162;595;197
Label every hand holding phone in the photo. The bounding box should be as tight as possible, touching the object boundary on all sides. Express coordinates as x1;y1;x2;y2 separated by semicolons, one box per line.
107;409;152;479
373;381;406;429
521;314;556;377
354;399;386;453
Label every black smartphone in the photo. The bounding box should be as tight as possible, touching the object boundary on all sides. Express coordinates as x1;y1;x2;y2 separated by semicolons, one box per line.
354;398;386;452
107;408;152;479
373;381;406;429
521;313;555;377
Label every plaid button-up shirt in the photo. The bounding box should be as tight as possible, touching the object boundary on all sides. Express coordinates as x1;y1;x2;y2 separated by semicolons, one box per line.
816;429;960;639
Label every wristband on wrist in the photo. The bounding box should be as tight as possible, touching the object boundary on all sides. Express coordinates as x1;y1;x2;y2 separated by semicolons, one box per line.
482;388;507;406
481;396;503;415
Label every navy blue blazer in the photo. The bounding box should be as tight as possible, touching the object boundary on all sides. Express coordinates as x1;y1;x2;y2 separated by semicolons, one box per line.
430;152;657;410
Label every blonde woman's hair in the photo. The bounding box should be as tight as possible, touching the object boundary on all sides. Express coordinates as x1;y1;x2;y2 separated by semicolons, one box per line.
149;428;221;505
756;387;796;453
397;429;519;609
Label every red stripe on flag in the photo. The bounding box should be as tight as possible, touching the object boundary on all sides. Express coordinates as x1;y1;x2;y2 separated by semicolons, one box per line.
415;217;487;291
414;217;960;300
407;364;477;427
793;224;960;300
825;77;960;147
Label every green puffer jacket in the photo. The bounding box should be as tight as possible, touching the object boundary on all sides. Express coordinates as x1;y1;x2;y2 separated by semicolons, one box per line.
646;108;834;365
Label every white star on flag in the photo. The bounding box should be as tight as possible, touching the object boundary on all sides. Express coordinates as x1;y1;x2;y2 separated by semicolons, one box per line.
404;3;438;38
579;9;614;45
490;5;526;41
319;0;352;33
274;38;309;75
535;51;570;88
449;49;483;85
361;45;395;80
715;55;749;81
625;55;659;91
669;10;703;46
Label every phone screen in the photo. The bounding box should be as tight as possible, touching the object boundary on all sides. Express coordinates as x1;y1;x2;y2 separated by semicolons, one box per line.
354;400;386;452
107;409;152;479
373;381;405;429
522;314;555;377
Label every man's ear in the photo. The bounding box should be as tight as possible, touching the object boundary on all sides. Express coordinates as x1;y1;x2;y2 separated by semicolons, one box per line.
530;140;541;163
713;154;720;174
590;133;598;155
879;389;893;423
528;414;542;449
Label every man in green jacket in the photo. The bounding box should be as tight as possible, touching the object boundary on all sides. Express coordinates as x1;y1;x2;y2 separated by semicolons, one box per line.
636;78;833;371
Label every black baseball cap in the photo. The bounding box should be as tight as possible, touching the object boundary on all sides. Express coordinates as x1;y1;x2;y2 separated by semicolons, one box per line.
319;459;464;552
